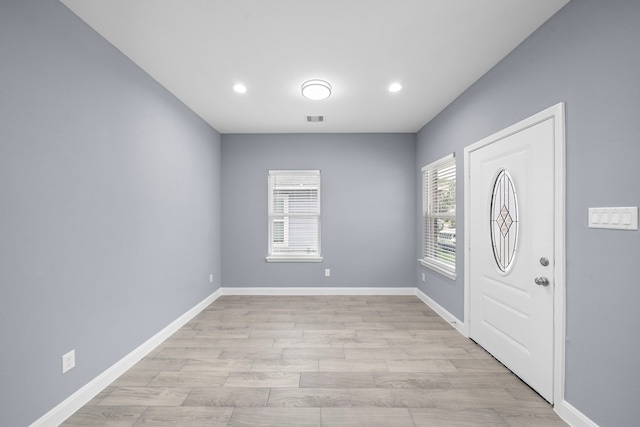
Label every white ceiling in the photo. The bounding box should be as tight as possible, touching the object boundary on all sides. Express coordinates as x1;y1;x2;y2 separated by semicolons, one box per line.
60;0;569;134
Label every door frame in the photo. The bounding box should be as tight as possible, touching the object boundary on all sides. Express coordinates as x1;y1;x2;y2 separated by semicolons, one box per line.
463;102;566;404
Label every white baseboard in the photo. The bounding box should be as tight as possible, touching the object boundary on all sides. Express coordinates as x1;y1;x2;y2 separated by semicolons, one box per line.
414;287;466;336
555;399;599;427
33;285;597;427
220;286;416;296
30;289;222;427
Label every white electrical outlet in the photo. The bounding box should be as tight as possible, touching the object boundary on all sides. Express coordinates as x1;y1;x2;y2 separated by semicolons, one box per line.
62;350;75;374
325;269;331;277
422;273;426;282
209;274;214;283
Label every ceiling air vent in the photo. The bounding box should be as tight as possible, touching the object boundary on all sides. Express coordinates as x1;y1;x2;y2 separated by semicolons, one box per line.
306;115;325;123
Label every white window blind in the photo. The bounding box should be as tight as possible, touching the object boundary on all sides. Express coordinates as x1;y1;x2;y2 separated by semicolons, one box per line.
267;170;322;262
420;154;456;279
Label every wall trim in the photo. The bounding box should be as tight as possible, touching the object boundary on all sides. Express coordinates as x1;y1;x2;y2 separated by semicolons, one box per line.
32;284;598;427
30;289;222;427
220;286;416;296
414;287;466;336
555;399;600;427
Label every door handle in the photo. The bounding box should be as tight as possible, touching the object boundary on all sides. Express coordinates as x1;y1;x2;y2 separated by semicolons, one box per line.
534;277;550;286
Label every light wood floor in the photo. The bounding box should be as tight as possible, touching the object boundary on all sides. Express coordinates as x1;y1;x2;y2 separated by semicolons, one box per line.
62;295;568;426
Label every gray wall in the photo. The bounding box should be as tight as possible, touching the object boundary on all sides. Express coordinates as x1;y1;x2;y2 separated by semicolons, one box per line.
222;133;416;288
0;1;222;426
416;1;640;425
4;0;638;425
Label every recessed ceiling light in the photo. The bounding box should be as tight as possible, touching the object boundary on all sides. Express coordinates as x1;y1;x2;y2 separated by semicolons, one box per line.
389;82;402;93
301;80;332;100
233;83;247;94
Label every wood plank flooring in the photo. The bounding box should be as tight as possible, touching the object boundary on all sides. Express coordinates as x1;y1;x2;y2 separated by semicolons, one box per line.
62;295;568;426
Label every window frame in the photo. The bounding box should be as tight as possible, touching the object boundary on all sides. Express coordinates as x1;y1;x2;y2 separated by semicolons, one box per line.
419;153;457;279
266;169;322;263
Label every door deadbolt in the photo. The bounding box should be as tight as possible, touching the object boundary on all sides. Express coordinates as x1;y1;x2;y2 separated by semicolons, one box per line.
539;257;550;267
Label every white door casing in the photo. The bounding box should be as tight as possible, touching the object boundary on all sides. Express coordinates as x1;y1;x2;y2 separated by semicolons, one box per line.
463;103;565;404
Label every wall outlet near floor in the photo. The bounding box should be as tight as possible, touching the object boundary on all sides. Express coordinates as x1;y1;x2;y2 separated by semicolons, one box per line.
209;273;214;283
422;273;426;282
62;350;75;374
325;269;331;277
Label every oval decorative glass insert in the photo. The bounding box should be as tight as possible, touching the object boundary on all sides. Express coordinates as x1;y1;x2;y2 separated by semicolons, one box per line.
490;169;519;272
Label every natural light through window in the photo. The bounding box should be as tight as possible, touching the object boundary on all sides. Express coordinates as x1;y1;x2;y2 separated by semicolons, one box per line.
420;154;456;279
267;170;322;262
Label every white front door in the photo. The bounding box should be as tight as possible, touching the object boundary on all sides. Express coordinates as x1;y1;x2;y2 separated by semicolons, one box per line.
467;112;558;402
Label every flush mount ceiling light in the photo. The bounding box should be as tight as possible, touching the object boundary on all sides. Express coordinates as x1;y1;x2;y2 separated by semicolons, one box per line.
301;80;332;100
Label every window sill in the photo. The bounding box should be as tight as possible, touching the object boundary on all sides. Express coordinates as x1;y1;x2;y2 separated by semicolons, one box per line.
266;256;323;263
419;258;457;280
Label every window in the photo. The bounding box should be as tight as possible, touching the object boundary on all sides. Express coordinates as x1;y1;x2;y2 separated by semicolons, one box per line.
420;153;456;279
267;170;322;262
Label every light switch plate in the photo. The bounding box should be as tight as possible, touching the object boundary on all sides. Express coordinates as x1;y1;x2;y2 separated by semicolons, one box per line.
588;207;638;230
